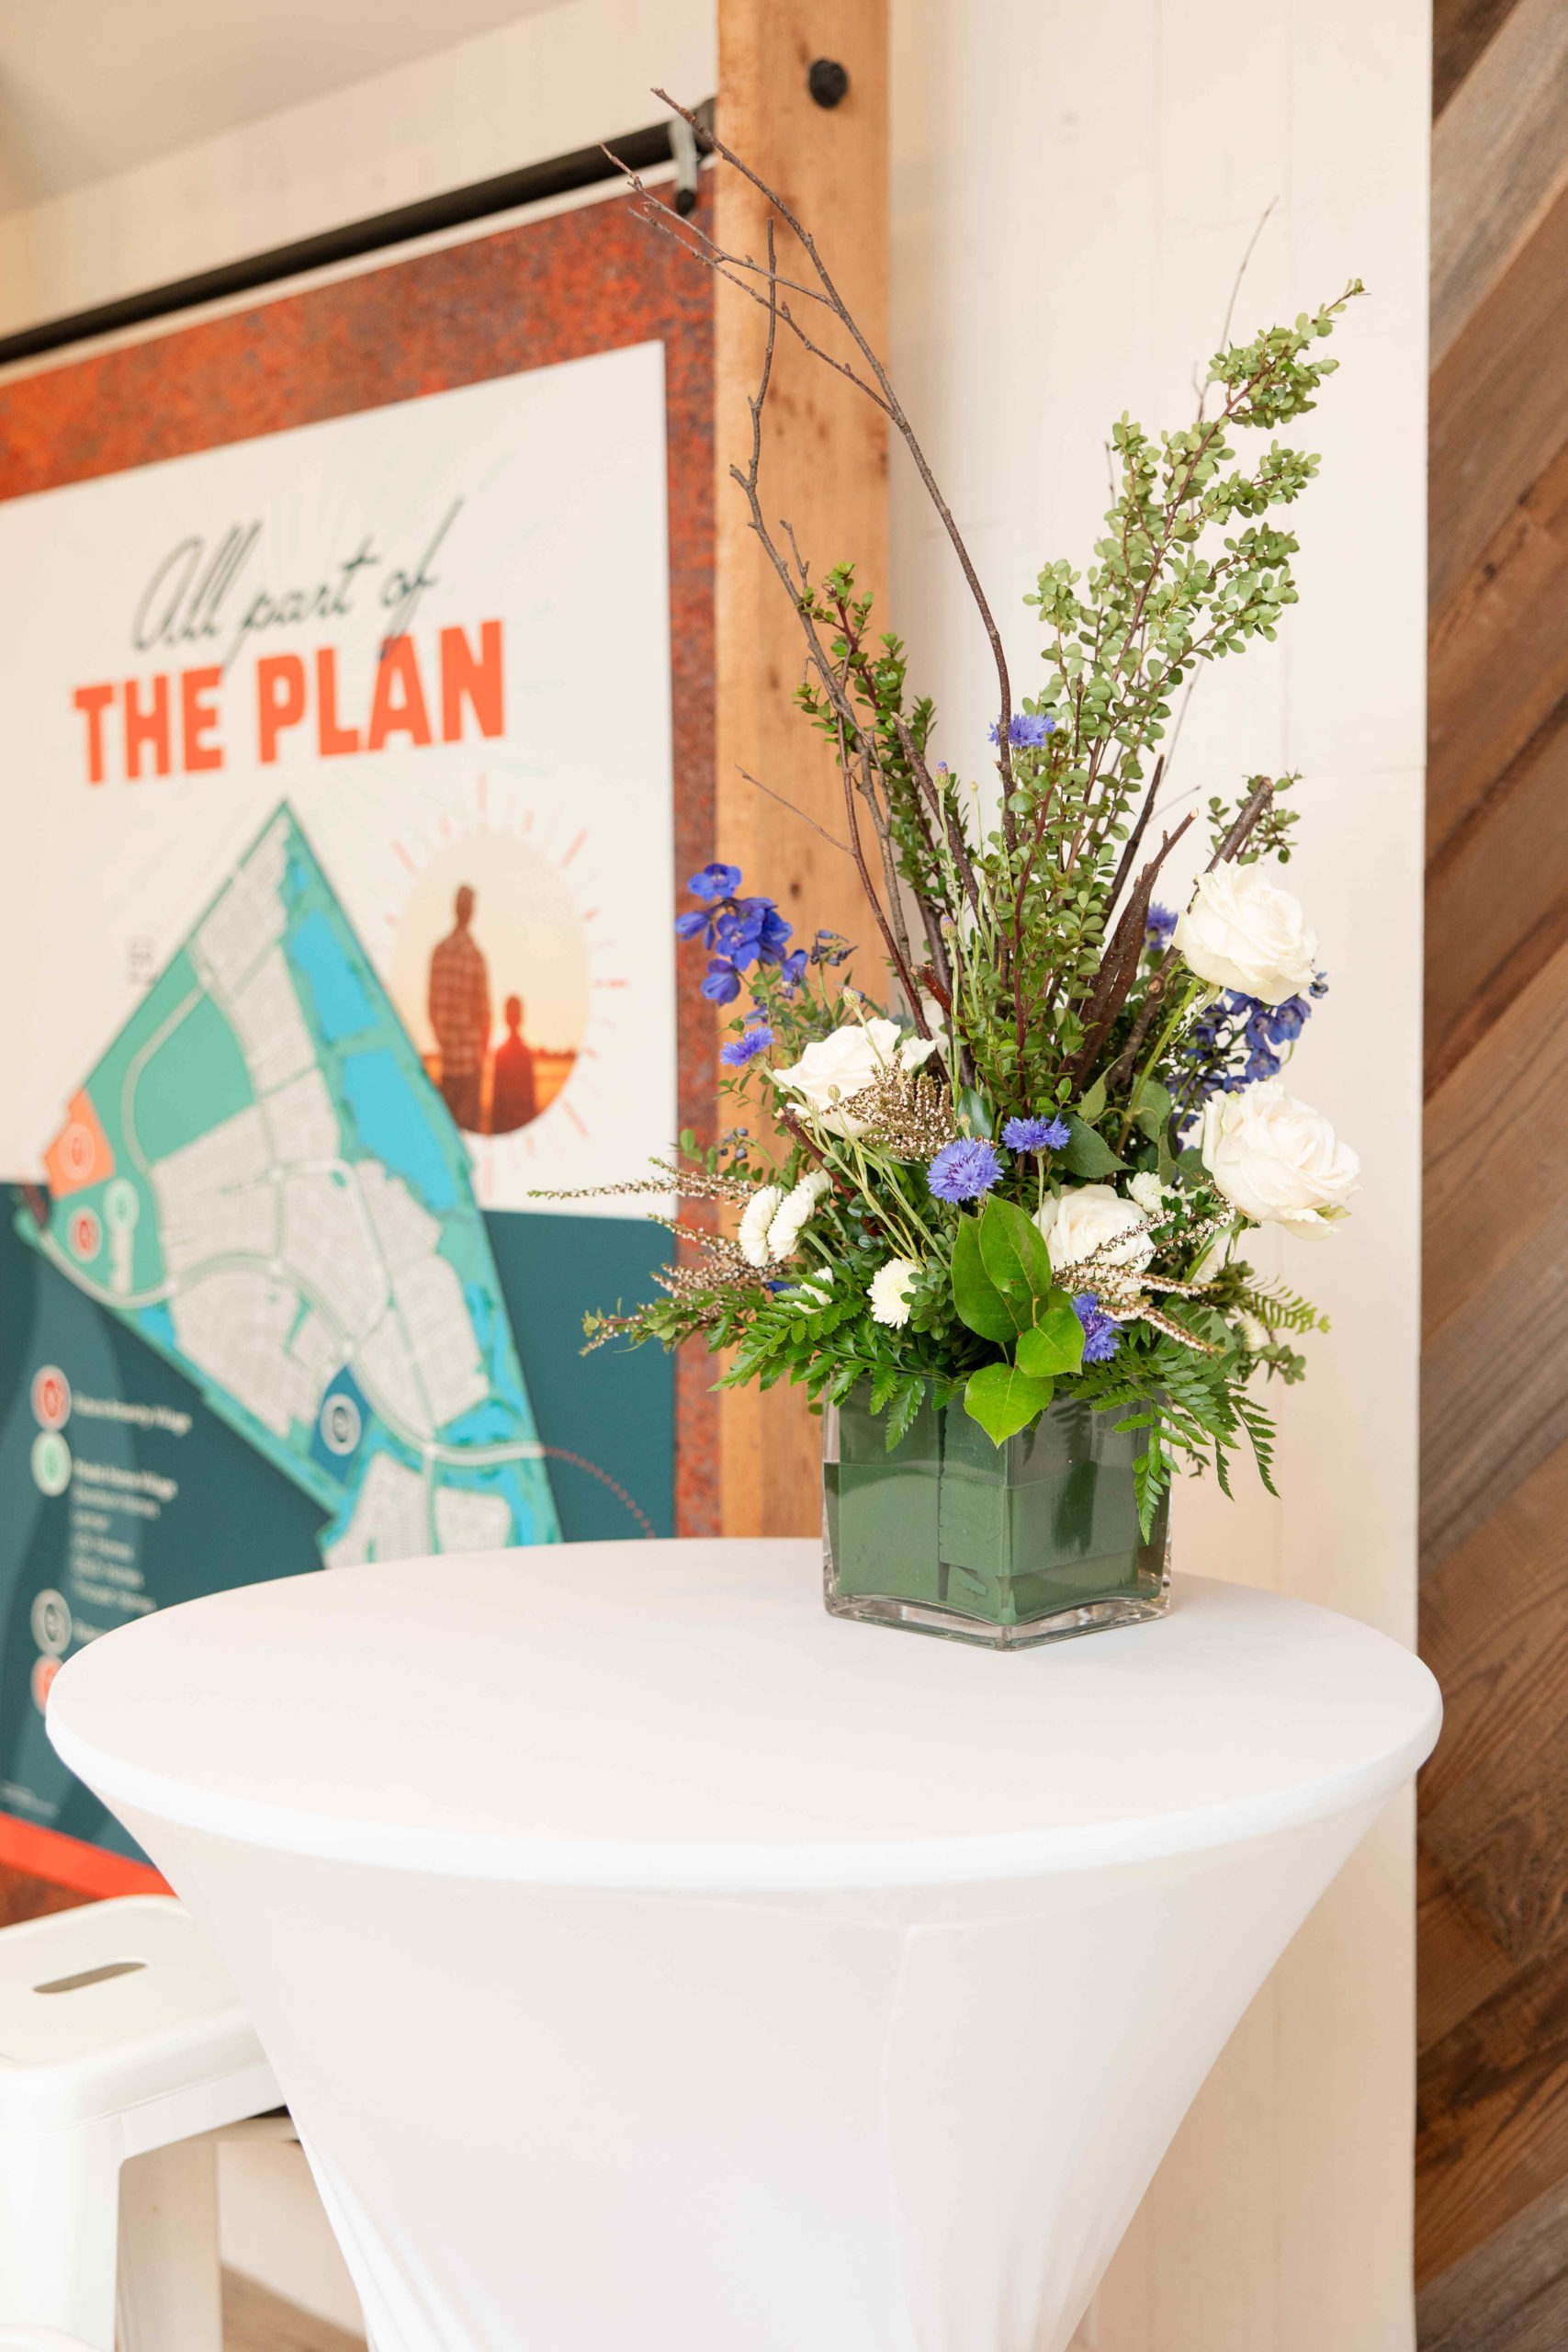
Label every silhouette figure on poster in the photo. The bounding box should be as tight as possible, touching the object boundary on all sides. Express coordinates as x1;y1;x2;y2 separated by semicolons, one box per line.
427;884;490;1133
490;994;538;1135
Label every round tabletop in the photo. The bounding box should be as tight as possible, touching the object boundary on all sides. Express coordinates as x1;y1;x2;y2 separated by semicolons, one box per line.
46;1541;1440;1892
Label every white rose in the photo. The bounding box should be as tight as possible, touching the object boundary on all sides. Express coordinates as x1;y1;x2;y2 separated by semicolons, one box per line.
1034;1183;1153;1276
1199;1080;1359;1232
899;1034;940;1072
773;1017;901;1136
868;1256;919;1328
766;1169;832;1259
739;1184;784;1268
1174;865;1319;1005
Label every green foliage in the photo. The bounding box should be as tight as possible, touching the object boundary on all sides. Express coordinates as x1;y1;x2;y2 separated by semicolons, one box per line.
574;269;1360;1510
952;1214;1025;1342
1060;1114;1126;1177
965;1362;1055;1445
1016;1304;1085;1381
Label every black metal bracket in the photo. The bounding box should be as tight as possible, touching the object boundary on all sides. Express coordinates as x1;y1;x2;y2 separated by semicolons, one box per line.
0;100;717;371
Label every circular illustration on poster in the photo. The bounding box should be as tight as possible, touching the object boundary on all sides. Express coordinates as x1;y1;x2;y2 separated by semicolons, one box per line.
389;831;589;1140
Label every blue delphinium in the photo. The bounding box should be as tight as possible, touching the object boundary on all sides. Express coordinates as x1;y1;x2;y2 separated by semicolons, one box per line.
1145;902;1178;952
988;711;1056;749
927;1138;1004;1202
1073;1292;1122;1364
720;1023;774;1068
687;861;742;902
677;863;797;1003
1177;981;1324;1131
1002;1113;1071;1153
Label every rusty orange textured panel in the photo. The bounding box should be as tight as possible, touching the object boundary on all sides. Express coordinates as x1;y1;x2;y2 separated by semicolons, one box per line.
0;189;718;1544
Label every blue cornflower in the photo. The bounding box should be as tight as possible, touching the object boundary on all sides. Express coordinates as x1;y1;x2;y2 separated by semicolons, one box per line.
702;959;741;1005
928;1138;1004;1202
1145;902;1178;951
1002;1114;1072;1153
1073;1292;1122;1365
988;711;1056;749
720;1023;774;1068
688;862;742;902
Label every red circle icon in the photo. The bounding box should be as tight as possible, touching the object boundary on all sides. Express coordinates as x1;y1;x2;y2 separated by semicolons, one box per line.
30;1656;59;1714
31;1367;70;1430
69;1208;101;1261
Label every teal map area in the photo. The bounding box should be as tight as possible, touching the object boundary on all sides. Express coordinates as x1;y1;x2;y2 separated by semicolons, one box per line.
19;805;560;1563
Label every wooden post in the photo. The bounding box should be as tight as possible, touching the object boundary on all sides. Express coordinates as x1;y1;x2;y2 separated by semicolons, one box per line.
714;0;889;1538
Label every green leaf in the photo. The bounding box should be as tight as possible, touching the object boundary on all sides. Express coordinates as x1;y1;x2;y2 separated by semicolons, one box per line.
1128;1080;1173;1144
976;1196;1053;1325
1077;1075;1108;1124
964;1363;1055;1446
1060;1113;1127;1178
1016;1301;1086;1380
951;1217;1018;1343
955;1087;994;1138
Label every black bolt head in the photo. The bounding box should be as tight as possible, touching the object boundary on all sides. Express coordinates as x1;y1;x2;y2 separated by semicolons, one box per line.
807;58;850;108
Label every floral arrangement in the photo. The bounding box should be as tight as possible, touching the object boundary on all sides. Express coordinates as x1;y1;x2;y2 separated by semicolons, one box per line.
552;110;1363;1532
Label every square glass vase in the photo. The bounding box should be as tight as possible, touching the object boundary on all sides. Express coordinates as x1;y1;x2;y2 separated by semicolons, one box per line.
822;1383;1170;1650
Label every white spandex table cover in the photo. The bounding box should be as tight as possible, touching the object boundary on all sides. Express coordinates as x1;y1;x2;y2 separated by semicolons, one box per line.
46;1541;1439;2352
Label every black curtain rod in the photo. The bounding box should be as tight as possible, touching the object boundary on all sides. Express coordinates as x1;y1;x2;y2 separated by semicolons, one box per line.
0;109;706;370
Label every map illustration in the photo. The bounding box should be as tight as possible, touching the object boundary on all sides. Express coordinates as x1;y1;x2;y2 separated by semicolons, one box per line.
18;806;560;1564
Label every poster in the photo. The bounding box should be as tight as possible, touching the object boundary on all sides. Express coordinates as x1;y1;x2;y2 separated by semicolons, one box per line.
0;199;716;1882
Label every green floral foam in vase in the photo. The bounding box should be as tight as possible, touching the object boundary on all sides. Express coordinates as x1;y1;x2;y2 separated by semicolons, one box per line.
823;1385;1169;1649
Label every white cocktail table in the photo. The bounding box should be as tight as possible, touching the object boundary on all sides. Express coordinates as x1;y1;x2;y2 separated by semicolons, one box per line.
46;1540;1439;2352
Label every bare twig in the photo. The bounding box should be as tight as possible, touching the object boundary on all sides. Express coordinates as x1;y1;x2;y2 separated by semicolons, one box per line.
736;766;851;854
1202;197;1280;418
833;708;927;1027
1065;813;1194;1083
1104;756;1165;922
1209;775;1273;869
646;90;1021;844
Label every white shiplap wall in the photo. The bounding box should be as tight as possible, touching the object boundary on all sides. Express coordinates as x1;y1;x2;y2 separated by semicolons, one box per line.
889;5;1429;2348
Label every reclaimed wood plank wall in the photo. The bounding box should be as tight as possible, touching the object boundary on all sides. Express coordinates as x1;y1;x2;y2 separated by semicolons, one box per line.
1419;0;1568;2340
715;0;888;1539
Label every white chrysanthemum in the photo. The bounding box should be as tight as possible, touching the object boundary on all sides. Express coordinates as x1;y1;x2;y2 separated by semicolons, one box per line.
766;1169;832;1260
1127;1171;1175;1218
868;1257;919;1328
739;1184;784;1269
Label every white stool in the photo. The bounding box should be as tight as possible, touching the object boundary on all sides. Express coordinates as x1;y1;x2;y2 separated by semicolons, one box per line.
0;1894;280;2352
